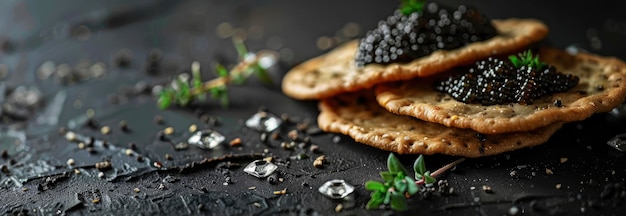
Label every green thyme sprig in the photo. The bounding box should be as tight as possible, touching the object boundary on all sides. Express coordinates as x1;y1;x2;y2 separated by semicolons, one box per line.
365;153;465;211
508;50;546;70
157;39;274;110
400;0;426;15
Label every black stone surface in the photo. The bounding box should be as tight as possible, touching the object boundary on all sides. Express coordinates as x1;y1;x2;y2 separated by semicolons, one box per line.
0;0;625;215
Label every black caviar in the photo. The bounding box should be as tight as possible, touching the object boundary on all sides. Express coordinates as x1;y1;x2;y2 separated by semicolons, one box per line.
355;2;497;67
436;57;579;105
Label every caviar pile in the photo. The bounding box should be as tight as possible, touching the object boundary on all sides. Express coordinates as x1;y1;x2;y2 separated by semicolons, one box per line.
354;2;497;67
435;57;580;105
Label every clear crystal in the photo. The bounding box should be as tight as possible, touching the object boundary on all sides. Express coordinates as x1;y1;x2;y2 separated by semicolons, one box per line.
607;134;626;152
187;129;225;149
245;111;282;132
318;179;355;199
243;160;278;178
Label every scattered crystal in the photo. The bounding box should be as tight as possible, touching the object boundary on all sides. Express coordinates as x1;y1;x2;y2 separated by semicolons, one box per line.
187;129;225;149
607;134;626;152
243;160;278;178
245;111;282;132
318;179;355;199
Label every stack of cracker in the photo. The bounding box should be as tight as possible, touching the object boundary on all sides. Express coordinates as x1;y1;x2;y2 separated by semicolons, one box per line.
282;19;626;158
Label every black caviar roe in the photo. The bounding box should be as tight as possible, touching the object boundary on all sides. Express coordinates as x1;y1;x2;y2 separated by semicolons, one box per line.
355;2;497;67
435;58;579;105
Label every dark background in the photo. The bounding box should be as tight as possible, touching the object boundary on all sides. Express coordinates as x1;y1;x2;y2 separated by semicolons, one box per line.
0;0;625;215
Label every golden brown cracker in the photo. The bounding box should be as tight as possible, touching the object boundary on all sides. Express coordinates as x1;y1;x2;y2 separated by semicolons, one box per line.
375;48;626;134
283;19;548;100
318;91;563;157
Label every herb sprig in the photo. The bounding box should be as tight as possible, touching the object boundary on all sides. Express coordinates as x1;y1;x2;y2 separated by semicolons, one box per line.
365;153;465;211
400;0;426;15
157;39;274;109
508;50;546;70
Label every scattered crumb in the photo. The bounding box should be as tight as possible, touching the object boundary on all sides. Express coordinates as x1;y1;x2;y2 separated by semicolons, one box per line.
188;124;197;133
125;149;133;156
66;158;75;166
100;126;111;135
165;153;173;160
163;127;174;135
273;188;287;195
482;185;493;193
314;155;326;168
229;138;242;147
560;158;568;163
133;188;140;193
555;184;562;189
335;203;343;212
248;186;256;190
253;202;262;208
545;168;554;175
92;198;100;204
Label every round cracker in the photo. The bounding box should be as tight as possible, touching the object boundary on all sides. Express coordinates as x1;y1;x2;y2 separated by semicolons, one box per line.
283;19;548;100
318;91;563;158
375;48;626;134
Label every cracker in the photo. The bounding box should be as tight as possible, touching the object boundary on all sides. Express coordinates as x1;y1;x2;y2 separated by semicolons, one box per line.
318;91;563;157
375;48;626;134
282;19;548;100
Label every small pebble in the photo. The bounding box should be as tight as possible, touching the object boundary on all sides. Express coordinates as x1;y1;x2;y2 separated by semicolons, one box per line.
154;115;164;124
78;142;86;149
133;188;140;193
508;206;519;215
119;120;129;132
98;172;105;178
125;149;133;156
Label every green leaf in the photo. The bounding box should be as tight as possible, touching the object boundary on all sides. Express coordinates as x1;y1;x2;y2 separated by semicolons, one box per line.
215;63;229;78
387;153;408;175
175;77;192;106
157;89;175;109
394;179;408;194
383;190;392;205
365;181;386;192
423;171;436;184
390;191;408;211
233;39;248;59
508;50;546;70
366;191;384;210
406;176;418;195
380;171;395;182
400;0;425;15
413;154;426;176
252;63;273;85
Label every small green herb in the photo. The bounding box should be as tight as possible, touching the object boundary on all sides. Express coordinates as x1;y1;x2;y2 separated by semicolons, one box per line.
508;50;546;70
365;153;465;211
400;0;426;15
157;39;274;109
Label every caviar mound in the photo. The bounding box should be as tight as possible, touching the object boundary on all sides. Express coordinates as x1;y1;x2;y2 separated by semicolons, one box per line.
355;2;497;67
435;57;579;105
281;19;548;100
375;48;626;134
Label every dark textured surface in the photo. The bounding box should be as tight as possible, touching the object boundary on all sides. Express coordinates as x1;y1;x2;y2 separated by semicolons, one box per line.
0;1;625;215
